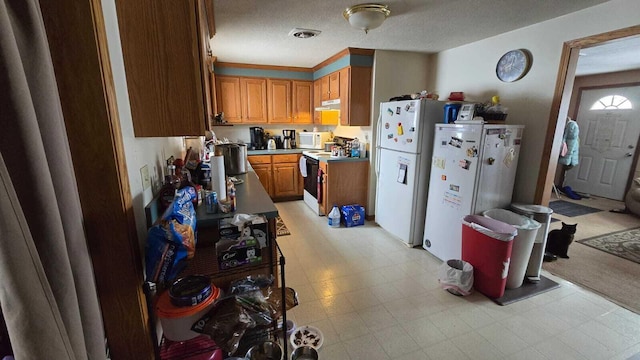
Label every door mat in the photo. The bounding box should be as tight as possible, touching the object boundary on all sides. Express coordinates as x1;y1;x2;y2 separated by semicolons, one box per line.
276;216;291;237
491;275;560;306
548;200;602;217
577;227;640;264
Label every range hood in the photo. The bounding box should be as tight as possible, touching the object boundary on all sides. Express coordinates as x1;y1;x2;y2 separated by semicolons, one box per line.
315;98;341;111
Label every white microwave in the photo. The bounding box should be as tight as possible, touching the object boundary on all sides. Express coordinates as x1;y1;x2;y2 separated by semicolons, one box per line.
297;132;332;149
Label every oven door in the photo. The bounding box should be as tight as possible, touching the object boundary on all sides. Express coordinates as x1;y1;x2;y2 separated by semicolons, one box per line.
303;156;319;198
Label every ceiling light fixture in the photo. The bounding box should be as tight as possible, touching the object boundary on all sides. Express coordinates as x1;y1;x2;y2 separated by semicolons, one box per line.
343;3;390;34
288;28;321;39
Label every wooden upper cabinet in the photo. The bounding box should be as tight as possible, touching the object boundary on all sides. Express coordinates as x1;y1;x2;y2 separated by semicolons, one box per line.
115;0;210;136
292;81;312;124
204;0;215;38
267;79;292;123
340;66;372;126
215;76;242;123
241;78;268;123
320;72;340;101
313;79;322;124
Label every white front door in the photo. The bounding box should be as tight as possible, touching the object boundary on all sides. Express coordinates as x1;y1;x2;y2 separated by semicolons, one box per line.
565;86;640;200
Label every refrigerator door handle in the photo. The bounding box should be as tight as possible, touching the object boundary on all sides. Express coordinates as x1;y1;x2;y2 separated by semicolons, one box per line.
375;111;383;176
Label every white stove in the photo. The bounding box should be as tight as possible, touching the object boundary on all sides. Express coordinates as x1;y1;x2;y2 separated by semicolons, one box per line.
302;150;331;160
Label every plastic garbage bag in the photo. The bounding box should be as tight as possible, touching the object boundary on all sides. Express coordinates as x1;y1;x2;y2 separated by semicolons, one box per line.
438;259;474;296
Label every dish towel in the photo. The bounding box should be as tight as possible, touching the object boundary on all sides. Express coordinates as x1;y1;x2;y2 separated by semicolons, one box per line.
299;156;307;177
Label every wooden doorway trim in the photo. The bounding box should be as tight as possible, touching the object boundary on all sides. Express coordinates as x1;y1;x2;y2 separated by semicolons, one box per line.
40;0;154;358
534;25;640;205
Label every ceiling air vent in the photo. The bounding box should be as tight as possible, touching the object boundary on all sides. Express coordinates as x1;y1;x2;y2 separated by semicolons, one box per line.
288;28;321;39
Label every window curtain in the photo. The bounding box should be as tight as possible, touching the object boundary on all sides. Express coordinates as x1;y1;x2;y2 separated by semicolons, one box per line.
0;0;106;359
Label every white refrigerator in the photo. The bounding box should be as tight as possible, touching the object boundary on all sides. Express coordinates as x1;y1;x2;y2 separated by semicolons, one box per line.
423;123;525;261
375;99;446;246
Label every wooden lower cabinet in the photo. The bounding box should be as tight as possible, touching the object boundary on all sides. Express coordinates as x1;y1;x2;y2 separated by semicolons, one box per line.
249;154;303;201
319;160;368;216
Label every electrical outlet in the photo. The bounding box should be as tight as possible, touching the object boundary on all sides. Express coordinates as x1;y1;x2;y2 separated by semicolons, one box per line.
140;165;151;190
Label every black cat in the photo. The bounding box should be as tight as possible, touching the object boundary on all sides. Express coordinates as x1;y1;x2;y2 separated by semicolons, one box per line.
544;222;577;260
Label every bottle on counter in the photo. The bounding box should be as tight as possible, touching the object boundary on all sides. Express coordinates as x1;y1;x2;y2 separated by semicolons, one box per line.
328;205;341;228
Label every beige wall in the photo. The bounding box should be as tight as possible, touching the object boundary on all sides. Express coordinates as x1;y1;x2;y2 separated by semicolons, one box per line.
429;0;640;204
369;50;432;215
102;0;184;244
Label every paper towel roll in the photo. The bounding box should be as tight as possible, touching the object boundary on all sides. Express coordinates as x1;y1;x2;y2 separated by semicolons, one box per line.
210;155;227;200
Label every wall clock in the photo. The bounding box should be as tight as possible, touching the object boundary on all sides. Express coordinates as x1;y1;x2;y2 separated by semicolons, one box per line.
496;49;532;82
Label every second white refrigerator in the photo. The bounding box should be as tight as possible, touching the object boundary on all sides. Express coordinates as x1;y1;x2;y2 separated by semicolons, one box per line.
423;123;524;261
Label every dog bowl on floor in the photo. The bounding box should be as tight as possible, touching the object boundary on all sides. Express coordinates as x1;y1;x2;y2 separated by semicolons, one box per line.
289;325;323;350
291;345;318;360
245;341;283;360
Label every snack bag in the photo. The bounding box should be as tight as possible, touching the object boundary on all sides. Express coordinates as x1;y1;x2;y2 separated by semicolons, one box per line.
145;187;197;284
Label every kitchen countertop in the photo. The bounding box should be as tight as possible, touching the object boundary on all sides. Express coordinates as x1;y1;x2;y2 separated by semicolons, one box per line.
195;167;279;227
248;149;305;156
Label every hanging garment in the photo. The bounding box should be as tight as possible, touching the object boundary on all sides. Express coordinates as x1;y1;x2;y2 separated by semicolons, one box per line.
559;120;580;166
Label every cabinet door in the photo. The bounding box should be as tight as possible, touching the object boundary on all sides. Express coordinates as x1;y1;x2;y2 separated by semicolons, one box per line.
329;71;340;99
319;161;328;215
267;79;292;123
313;79;322;124
273;163;299;197
321;76;330;101
116;0;207;136
252;163;273;196
292;81;312;124
196;0;213;129
339;66;372;126
241;78;268;123
215;76;242;123
339;67;350;125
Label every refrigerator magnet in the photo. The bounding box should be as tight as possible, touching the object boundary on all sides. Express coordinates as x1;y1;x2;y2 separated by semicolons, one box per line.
466;146;478;157
406;138;413;143
503;148;516;167
449;184;460;192
387;133;393;139
459;159;471;170
396;106;401;114
387;108;394;116
409;127;415;132
385;122;390;129
441;175;447;181
433;157;446;169
405;102;416;112
448;137;463;148
397;123;404;135
397;163;408;184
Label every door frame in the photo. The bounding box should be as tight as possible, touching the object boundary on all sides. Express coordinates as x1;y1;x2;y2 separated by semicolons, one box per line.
534;25;640;205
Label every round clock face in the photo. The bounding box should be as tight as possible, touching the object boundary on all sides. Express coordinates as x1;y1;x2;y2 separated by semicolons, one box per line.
496;49;532;82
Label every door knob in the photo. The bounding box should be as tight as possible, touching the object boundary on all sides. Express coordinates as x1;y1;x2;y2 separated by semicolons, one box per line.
626;152;633;157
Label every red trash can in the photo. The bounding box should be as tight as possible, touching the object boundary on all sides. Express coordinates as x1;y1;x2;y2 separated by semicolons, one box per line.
462;215;517;299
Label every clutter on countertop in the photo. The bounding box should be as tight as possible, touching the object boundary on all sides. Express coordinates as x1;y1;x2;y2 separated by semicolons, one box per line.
389;89;438;102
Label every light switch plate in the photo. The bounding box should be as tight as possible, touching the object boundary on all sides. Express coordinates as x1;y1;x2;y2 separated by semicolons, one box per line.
140;164;151;190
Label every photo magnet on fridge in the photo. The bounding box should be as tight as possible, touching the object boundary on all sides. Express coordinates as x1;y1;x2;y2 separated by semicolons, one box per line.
387;133;393;139
449;184;460;192
466;146;478;157
459;159;471;170
397;163;407;184
387;108;394;116
448;137;463;148
396;107;401;114
385;122;390;129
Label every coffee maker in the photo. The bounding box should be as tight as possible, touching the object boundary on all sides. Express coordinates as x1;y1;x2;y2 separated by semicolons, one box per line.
250;127;266;150
282;129;296;149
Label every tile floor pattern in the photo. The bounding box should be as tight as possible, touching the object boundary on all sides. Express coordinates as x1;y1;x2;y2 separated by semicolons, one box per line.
275;201;640;360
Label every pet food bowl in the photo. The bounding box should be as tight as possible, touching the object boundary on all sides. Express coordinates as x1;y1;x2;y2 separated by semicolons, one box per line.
291;345;318;360
245;341;283;360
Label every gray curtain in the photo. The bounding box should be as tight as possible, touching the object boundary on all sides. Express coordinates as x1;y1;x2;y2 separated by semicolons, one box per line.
0;0;106;359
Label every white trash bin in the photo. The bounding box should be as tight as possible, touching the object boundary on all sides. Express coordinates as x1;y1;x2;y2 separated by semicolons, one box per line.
482;209;541;289
509;204;553;282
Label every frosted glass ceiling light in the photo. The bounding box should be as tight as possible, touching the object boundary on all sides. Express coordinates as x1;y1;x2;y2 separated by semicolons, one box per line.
343;4;390;34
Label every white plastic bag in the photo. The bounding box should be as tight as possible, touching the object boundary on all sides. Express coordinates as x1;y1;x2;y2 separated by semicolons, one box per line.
438;259;474;296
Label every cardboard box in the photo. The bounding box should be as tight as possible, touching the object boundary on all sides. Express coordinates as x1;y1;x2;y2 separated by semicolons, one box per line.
341;204;365;227
218;216;269;248
216;237;262;270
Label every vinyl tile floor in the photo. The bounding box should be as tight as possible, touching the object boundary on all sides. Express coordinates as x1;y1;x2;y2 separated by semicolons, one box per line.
276;200;640;360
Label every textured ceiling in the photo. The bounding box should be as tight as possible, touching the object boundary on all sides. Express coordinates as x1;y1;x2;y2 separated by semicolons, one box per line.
211;0;611;68
576;35;640;76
